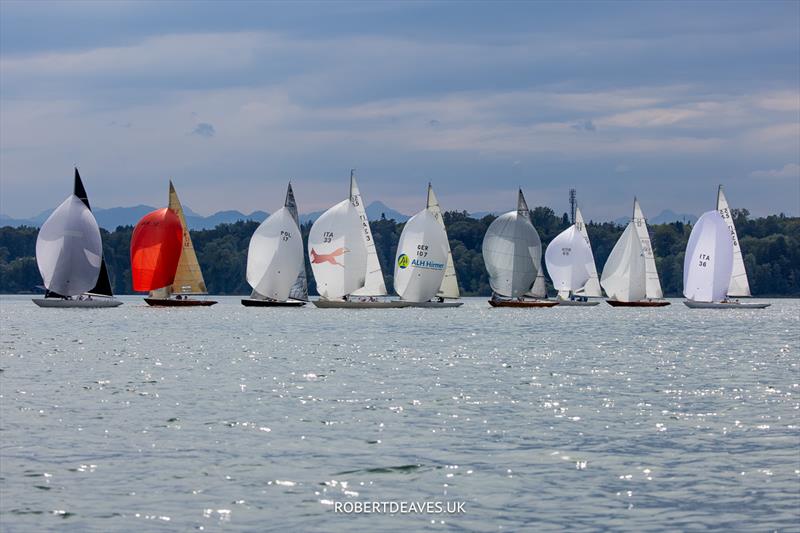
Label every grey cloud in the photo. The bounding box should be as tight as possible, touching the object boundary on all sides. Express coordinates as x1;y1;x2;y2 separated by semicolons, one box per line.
191;123;215;137
572;119;596;132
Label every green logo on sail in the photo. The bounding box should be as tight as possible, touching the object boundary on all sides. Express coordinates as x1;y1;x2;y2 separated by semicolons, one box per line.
397;254;410;269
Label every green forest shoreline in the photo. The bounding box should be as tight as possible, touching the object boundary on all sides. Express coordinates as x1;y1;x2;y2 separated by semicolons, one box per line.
2;208;798;297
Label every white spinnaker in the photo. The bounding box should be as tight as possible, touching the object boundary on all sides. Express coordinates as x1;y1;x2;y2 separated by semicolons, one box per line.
717;186;751;297
426;184;460;299
601;222;646;302
632;199;663;299
308;199;368;299
246;207;304;301
683;210;734;303
545;225;592;294
394;209;449;302
482;209;541;298
35;194;102;296
573;207;603;297
349;174;387;296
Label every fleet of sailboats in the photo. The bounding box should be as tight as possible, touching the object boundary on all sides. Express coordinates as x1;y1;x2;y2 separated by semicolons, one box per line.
29;173;774;310
683;186;770;309
242;183;307;307
33;169;122;307
130;181;217;306
601;198;670;307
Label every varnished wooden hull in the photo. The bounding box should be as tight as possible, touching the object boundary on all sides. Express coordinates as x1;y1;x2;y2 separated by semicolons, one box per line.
606;299;670;307
241;299;306;307
144;298;217;307
488;299;559;308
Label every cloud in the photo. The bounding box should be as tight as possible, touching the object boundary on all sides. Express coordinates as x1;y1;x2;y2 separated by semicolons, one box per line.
571;119;596;132
750;163;800;179
190;123;215;138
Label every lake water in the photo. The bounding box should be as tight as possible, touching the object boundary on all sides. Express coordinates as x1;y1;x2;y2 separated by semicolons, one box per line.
1;295;798;532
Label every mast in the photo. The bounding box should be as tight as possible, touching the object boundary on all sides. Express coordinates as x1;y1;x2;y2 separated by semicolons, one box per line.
348;170;387;296
74;168;114;296
426;182;460;299
166;180;208;296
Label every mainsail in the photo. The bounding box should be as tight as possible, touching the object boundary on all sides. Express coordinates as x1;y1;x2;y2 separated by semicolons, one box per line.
426;184;460;299
600;222;646;302
394;208;449;302
683;210;734;303
308;199;368;299
717;186;751;297
573;207;603;297
632;199;663;299
130;208;184;292
73;169;114;296
246;206;304;301
349;171;387;296
482;190;541;298
284;183;309;301
167;181;208;295
35;194;103;297
544;225;592;295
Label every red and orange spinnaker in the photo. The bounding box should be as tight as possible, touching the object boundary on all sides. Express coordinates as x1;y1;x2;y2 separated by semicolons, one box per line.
130;208;183;292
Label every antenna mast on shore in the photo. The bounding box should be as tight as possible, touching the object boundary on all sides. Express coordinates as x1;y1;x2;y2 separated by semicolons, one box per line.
569;188;577;224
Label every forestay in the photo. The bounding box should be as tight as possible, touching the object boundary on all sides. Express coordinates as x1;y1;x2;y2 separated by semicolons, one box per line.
246;207;305;301
308;199;368;299
394;209;449;302
573;207;603;297
717;186;751;297
683;210;734;303
600;222;646;302
426;184;460;299
349;173;387;296
35;194;103;297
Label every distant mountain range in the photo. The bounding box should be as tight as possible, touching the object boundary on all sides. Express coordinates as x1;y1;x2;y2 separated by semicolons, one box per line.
0;200;411;230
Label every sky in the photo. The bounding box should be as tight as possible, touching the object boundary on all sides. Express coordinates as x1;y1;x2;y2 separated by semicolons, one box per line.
1;0;798;220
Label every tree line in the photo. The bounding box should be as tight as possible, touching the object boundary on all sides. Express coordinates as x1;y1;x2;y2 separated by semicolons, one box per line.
1;208;798;296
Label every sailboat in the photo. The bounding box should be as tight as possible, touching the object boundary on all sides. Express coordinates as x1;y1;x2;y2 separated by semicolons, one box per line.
310;171;406;308
684;186;770;309
544;212;600;307
601;198;670;307
241;183;307;307
33;169;123;308
130;181;217;306
483;189;558;308
393;184;464;308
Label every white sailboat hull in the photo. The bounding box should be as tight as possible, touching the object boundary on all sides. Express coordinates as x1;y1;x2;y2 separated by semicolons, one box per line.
683;300;771;309
554;299;600;307
32;296;122;308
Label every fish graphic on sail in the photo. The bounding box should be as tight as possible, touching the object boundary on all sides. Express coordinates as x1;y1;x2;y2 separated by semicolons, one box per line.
33;169;122;307
243;182;306;307
601;198;669;306
131;181;217;306
482;190;555;307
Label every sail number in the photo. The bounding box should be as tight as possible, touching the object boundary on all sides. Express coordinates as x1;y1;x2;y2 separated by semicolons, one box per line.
560;247;571;256
697;253;711;267
323;231;334;243
280;230;292;242
416;244;429;258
